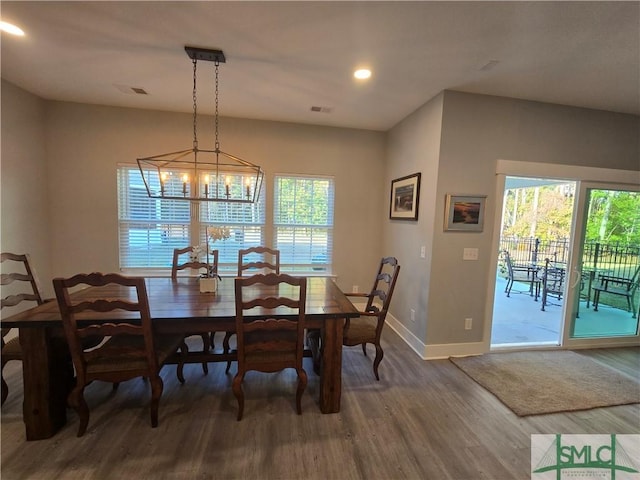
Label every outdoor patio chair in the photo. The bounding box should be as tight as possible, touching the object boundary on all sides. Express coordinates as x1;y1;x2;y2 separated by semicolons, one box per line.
592;265;640;318
503;250;540;301
540;258;566;311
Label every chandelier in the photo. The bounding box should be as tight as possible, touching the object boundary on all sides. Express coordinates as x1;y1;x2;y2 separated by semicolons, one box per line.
137;46;264;203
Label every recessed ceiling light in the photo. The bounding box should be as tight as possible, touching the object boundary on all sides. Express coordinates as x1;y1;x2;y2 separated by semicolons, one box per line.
354;69;372;80
0;21;25;36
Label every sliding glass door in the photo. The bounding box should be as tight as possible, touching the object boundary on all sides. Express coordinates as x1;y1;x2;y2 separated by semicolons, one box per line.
566;183;640;341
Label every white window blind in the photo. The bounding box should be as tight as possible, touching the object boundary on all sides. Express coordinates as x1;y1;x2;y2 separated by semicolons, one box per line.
117;165;265;270
198;188;266;272
274;174;334;273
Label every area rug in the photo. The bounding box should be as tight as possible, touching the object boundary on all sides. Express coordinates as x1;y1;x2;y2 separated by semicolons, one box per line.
449;350;640;416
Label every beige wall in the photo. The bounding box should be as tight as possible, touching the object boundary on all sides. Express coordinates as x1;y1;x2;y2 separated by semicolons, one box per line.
384;93;444;343
39;97;386;293
1;80;53;309
386;89;639;355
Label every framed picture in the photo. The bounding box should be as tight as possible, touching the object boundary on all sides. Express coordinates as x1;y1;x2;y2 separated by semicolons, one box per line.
390;173;421;221
444;194;487;232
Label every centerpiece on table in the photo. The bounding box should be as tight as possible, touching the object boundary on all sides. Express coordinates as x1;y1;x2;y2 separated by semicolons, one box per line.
197;225;230;293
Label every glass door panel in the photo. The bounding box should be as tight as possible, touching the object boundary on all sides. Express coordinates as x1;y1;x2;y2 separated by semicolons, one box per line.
568;185;640;339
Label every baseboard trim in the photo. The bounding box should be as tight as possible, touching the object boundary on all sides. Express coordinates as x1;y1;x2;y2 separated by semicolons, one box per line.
385;314;487;359
385;313;428;359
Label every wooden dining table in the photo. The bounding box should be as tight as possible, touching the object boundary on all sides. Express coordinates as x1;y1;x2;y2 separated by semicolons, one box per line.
1;275;359;441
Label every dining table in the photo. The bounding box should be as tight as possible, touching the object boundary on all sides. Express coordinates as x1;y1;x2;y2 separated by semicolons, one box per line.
1;275;359;441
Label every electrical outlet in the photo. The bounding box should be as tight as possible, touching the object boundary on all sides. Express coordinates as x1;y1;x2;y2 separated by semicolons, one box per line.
353;285;359;293
464;318;472;330
420;246;426;258
410;309;416;322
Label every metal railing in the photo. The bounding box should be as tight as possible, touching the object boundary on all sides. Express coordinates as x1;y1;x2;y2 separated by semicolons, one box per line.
499;237;639;309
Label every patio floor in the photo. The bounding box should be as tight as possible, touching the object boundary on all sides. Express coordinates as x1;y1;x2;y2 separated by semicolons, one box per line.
491;275;639;346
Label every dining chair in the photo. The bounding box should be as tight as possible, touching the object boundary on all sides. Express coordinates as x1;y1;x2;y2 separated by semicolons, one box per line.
172;247;219;374
53;272;188;437
308;257;400;381
232;273;307;420
223;246;281;373
171;246;213;280
1;252;45;405
237;246;280;276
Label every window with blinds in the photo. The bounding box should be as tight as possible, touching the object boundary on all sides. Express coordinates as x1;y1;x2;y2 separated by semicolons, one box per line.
273;174;334;273
117;165;265;270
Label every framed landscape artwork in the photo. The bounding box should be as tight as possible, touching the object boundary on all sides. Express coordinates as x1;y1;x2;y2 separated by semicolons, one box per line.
390;173;421;221
444;194;487;232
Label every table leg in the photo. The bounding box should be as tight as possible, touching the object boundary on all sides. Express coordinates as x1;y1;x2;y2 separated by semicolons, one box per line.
20;328;72;440
318;317;343;413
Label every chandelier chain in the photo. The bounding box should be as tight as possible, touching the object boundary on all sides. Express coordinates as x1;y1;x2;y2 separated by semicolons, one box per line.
214;61;220;151
192;57;198;150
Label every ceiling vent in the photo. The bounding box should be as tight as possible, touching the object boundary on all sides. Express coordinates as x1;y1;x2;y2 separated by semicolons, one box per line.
114;84;148;95
310;106;333;113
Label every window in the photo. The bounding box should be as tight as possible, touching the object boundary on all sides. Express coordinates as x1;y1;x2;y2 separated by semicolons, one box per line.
117;165;265;270
274;174;334;273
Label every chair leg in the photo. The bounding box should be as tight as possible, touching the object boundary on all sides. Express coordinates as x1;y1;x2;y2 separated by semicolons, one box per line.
200;334;209;375
296;368;307;415
149;375;164;428
176;341;188;384
223;332;234;374
373;343;384;381
361;343;367;357
232;372;245;421
209;332;216;350
1;360;9;405
1;372;8;405
68;384;89;437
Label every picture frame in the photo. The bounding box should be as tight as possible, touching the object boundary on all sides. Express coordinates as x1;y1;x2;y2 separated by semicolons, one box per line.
444;194;487;232
389;173;421;221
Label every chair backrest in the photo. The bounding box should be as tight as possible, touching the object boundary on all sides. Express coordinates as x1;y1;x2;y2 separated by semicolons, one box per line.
363;257;401;324
52;273;158;379
234;273;306;372
237;247;280;276
1;252;44;341
542;257;565;292
628;265;640;287
1;252;44;311
502;250;514;277
172;247;218;279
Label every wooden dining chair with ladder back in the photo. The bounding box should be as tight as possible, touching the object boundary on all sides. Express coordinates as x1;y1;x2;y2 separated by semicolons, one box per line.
308;256;400;381
172;246;219;374
223;246;280;373
232;273;307;420
53;272;188;437
1;252;45;405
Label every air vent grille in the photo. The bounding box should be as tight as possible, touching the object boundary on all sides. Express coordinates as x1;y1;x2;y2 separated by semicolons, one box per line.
310;106;333;113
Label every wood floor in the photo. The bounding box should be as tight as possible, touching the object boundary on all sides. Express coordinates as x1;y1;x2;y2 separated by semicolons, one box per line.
1;330;638;480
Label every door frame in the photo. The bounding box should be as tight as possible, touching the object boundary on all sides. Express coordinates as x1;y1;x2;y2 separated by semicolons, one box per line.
483;160;640;352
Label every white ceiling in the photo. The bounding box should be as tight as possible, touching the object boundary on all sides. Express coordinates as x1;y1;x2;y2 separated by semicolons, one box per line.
1;1;638;131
